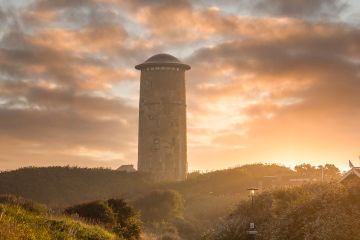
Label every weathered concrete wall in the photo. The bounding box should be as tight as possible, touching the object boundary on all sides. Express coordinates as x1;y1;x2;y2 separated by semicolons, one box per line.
138;66;187;181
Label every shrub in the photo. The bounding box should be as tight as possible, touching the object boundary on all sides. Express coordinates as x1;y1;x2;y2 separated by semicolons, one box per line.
65;199;141;239
134;190;184;223
107;199;141;240
206;182;360;240
65;201;115;224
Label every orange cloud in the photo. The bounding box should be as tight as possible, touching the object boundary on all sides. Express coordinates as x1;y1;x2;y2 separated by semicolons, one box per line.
0;0;359;171
31;25;128;54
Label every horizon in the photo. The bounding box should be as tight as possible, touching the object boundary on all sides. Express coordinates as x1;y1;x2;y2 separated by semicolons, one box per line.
0;0;359;171
0;161;353;174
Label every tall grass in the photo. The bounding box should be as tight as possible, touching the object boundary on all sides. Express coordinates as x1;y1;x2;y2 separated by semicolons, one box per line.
0;204;118;240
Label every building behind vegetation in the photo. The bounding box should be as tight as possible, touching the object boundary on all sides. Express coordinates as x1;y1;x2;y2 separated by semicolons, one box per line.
340;166;360;184
116;165;136;172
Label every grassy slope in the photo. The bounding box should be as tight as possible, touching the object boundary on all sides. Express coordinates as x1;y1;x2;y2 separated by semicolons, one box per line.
206;182;360;240
0;164;295;235
170;164;294;230
0;204;117;240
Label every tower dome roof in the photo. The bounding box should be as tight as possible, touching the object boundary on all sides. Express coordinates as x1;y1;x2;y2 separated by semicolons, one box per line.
135;53;191;70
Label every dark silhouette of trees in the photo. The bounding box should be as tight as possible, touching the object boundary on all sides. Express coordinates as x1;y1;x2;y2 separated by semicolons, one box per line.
65;199;141;240
65;201;115;224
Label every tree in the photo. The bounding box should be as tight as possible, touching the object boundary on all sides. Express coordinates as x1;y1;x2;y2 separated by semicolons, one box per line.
294;164;318;178
65;201;115;224
133;190;184;222
65;199;141;239
295;164;340;181
322;164;341;180
107;199;141;240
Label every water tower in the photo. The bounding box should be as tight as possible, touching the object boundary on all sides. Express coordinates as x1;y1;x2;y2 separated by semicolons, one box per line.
135;53;190;181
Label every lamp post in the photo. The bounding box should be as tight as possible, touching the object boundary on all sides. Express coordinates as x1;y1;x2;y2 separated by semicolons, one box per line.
247;187;259;240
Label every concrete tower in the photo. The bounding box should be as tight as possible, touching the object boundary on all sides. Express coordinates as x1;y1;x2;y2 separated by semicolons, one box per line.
135;53;190;181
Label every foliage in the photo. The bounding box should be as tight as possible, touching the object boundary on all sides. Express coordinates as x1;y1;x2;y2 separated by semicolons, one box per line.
107;199;142;240
0;164;294;208
146;221;182;240
65;198;141;239
171;217;200;240
0;194;48;214
0;204;117;240
65;201;115;224
1;163;340;238
133;190;184;223
133;190;196;239
294;163;340;180
205;182;360;240
173;164;294;234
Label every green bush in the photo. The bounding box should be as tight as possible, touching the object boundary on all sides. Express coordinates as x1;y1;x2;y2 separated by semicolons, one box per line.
65;201;115;224
107;199;141;240
65;199;141;239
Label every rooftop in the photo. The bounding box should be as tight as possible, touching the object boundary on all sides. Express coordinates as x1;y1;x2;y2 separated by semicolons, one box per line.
340;167;360;182
135;53;191;70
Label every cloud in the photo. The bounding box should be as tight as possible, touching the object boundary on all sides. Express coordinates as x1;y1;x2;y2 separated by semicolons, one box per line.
252;0;347;19
0;108;122;148
184;17;360;169
0;0;359;170
0;0;142;169
194;0;347;20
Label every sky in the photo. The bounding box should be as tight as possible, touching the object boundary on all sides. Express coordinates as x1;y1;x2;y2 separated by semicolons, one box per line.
0;0;359;171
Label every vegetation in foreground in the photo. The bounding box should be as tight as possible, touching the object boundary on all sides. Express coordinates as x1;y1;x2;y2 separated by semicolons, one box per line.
205;181;360;240
133;189;197;239
0;199;117;240
65;199;141;240
0;163;342;239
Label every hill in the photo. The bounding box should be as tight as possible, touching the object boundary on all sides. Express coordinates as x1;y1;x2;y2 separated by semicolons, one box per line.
0;164;297;237
0;203;116;240
0;166;154;207
0;164;294;207
205;181;360;240
0;163;340;238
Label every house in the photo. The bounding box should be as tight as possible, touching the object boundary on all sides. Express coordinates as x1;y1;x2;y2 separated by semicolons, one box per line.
116;164;136;173
340;167;360;184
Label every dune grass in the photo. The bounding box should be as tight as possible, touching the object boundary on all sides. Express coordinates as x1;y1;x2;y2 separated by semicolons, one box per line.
0;204;118;240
